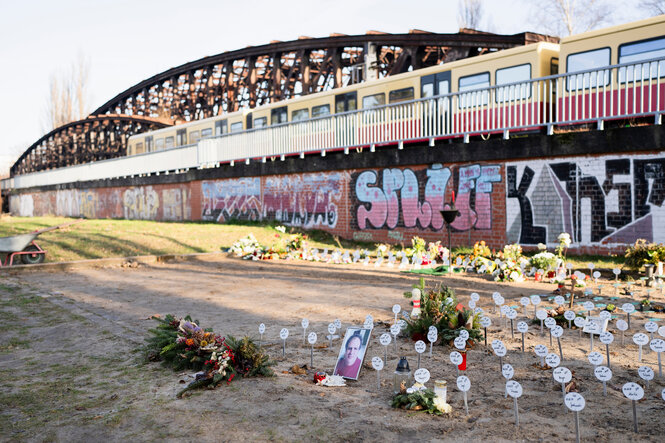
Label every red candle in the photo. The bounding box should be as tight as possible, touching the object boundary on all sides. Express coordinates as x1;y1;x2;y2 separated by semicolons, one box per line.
452;191;455;203
458;350;467;371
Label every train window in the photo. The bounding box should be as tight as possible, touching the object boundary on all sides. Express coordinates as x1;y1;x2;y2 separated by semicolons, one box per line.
312;104;331;117
389;87;414;103
165;136;174;149
201;128;212;138
566;47;610;90
550;58;559;75
254;117;267;128
292;108;309;122
619;36;665;82
176;129;186;146
271;106;288;125
189;130;200;144
155;138;165;150
335;92;357;113
362;93;385;109
145;136;153;152
495;64;531;102
215;120;228;135
421;72;450;98
136;142;143;154
458;72;489;107
230;122;243;132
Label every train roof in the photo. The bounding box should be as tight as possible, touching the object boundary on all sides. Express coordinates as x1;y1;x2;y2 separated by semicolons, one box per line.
560;14;665;44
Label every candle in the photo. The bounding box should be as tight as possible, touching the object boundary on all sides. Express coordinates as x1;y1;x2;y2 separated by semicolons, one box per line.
434;380;447;404
452;191;455;203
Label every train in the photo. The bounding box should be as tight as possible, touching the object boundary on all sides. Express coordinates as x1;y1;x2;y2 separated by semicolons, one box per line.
126;15;665;159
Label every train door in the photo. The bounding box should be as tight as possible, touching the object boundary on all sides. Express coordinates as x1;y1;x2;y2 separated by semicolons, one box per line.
334;92;357;146
421;72;451;135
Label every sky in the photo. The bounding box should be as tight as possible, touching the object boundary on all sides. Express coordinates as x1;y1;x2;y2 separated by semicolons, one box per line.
0;0;648;169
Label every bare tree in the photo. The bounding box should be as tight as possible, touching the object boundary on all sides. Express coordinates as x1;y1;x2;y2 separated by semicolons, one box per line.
531;0;614;36
458;0;485;30
640;0;665;15
43;53;91;132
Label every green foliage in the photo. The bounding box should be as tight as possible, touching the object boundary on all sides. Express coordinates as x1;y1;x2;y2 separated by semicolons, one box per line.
225;335;275;378
625;239;665;270
391;388;441;415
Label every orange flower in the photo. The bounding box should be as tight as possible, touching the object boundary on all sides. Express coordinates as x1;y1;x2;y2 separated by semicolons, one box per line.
186;338;194;346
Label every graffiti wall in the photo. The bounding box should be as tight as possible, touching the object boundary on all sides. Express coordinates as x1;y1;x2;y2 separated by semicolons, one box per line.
506;154;665;246
351;163;502;233
201;172;347;228
9;150;665;252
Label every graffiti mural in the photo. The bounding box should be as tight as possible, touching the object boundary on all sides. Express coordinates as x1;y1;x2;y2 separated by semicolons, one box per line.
162;188;191;221
506;154;665;245
9;194;34;217
352;164;500;231
123;187;159;220
202;178;261;222
263;172;345;228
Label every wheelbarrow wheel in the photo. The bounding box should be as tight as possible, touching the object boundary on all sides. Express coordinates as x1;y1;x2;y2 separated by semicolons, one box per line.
21;245;45;265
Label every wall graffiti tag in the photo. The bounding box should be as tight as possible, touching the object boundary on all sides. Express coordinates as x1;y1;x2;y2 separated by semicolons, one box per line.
352;164;500;231
202;178;261;222
507;155;665;245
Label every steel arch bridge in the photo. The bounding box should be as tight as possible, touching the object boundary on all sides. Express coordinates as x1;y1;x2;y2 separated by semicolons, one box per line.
12;29;557;176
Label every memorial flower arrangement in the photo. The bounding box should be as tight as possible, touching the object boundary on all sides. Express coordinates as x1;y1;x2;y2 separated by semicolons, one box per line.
146;314;274;397
624;238;665;270
556;232;571;259
229;233;264;258
530;251;558;272
392;385;449;415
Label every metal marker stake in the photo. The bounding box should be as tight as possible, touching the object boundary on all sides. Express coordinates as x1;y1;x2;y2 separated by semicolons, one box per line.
632;400;638;433
590;332;594;353
429;341;433;358
579;327;583;338
329;335;333;350
561;382;567;413
511;319;514;339
457;367;460;377
521;333;525;352
484;327;488;347
377;370;381;390
568;319;572;329
558;337;563;361
602;380;607;396
606;344;611;369
540;320;544;336
541;356;545;368
463;392;469;415
513;397;519;426
310;345;313;368
394;335;398;354
282;339;286;357
417;353;421;370
658;353;662;377
639;345;643;363
574;411;581;443
259;333;263;348
621;330;625;346
499;356;503;373
627;312;631;330
385;346;388;363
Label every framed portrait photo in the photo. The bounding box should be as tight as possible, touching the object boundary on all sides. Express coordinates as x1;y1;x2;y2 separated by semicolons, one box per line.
333;327;371;380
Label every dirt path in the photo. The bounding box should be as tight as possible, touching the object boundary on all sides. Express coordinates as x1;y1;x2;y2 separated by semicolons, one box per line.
2;255;664;442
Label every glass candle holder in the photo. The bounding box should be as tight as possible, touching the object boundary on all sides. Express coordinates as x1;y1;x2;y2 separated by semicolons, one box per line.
434;380;447;404
393;357;412;394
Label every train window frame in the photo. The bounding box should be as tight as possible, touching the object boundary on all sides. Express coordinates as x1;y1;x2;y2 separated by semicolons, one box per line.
421;72;451;98
292;108;309;122
254;117;267;128
145;136;153;152
215;119;228;135
335;92;357;113
230;122;243;133
201;128;213;139
362;93;386;109
189;130;200;144
565;47;611;91
312;104;331;118
176;129;186;146
155;138;165;150
618;36;665;83
271;106;288;125
458;71;490;108
495;63;532;103
136;142;143;154
389;87;414;103
165;136;174;149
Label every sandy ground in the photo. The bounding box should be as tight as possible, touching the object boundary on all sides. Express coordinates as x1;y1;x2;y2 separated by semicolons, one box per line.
2;254;665;442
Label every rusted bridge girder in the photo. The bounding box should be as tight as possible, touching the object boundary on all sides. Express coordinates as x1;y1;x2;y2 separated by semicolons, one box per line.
93;30;557;122
13;29;557;176
11;115;170;176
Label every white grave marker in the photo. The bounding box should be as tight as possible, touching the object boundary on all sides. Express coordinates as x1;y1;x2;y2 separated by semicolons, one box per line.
588;351;603;366
617;319;629;345
301;318;309;343
371;356;383;390
258;323;266;346
280;328;289;356
520;296;530;317
553;366;572;411
546;353;561;368
633;333;649;362
535;344;548;368
380;332;391;362
564;310;576;329
506;380;523;426
427;326;437;358
415;340;426;369
622;382;644;433
600;331;614;369
456;375;471;415
536;309;548;335
638;366;654;389
650;338;665;377
565;392;586;443
594;365;612;396
308;332;317;366
517;321;529;352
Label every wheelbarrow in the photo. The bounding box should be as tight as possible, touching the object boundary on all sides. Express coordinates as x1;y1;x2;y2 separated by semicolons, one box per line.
0;219;83;266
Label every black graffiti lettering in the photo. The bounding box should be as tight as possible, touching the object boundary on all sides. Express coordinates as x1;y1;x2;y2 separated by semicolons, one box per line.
602;159;632;230
551;162;610;242
634;159;665;219
507;166;546;244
